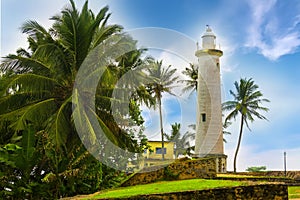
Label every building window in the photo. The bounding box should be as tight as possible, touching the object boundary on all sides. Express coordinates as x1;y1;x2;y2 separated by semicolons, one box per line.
201;113;206;122
156;147;166;154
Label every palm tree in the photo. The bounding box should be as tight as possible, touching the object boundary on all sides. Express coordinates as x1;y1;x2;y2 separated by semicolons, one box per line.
0;0;123;146
0;0;148;197
95;48;153;149
222;115;232;143
222;78;270;172
164;123;195;158
146;60;179;160
179;63;198;95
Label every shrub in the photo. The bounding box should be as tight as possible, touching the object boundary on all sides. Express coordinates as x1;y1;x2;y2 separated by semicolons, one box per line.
246;166;267;172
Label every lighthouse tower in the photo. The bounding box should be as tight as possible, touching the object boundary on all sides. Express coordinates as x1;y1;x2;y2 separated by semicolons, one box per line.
194;26;227;173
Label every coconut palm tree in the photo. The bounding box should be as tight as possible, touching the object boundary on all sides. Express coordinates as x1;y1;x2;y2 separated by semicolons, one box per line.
0;0;123;147
0;1;148;197
222;78;270;172
146;60;179;160
179;63;198;95
164;123;195;158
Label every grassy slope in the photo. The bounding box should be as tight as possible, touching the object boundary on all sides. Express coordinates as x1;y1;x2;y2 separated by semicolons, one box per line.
289;186;300;199
89;179;250;199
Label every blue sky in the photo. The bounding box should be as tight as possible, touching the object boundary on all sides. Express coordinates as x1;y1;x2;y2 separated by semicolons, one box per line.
1;0;300;171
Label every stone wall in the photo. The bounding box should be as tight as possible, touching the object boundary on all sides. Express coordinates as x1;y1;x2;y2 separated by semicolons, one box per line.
214;176;293;183
229;171;300;179
259;171;300;180
121;158;216;187
106;183;288;200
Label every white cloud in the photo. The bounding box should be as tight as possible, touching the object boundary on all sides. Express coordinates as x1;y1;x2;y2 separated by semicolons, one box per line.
245;0;300;60
258;32;300;61
290;14;300;30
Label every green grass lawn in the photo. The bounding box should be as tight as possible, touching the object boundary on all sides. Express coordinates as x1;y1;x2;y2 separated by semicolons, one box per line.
289;186;300;199
88;179;250;199
217;173;263;178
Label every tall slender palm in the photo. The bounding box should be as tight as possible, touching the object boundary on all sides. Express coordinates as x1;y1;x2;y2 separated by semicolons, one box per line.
147;60;178;160
164;123;195;158
222;78;270;172
179;63;198;95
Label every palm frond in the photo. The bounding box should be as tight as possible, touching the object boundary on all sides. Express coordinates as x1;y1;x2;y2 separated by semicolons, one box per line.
224;77;270;133
4;98;57;131
32;42;72;77
21;125;36;163
1;54;52;74
72;90;119;147
180;63;198;94
224;109;239;124
21;20;50;39
51;96;72;148
0;92;50;115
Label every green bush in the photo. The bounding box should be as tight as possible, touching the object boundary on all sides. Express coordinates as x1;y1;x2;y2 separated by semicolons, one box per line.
246;166;267;172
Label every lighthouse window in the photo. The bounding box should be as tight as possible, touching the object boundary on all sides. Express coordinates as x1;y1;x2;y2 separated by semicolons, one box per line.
201;113;206;122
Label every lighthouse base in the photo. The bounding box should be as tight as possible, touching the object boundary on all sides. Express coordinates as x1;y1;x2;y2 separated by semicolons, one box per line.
193;154;227;173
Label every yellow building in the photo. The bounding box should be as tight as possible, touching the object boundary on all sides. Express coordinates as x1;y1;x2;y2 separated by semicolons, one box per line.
126;140;175;171
143;140;175;166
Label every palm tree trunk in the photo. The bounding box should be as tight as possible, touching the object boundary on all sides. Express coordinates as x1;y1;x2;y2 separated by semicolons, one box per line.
234;115;244;173
158;96;165;160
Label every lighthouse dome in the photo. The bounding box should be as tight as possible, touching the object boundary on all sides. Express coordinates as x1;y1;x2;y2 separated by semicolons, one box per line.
202;25;216;38
201;25;216;49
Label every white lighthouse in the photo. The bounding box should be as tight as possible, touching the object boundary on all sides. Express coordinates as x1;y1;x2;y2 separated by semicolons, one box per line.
194;26;227;172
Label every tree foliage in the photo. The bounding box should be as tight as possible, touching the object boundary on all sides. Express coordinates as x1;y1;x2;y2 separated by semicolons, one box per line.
246;166;267;172
146;61;179;160
179;63;198;95
223;78;270;173
0;1;151;198
164;123;195;158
